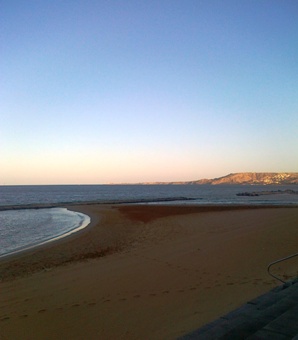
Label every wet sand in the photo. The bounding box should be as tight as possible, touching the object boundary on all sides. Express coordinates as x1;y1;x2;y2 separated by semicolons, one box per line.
0;204;298;339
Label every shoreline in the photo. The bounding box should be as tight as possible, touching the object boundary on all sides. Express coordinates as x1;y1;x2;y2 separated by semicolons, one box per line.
1;203;296;265
0;203;296;272
1;204;298;339
0;208;91;260
0;204;103;278
0;197;199;212
1;198;297;212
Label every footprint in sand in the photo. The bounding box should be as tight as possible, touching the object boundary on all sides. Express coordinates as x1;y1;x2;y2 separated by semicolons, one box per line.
162;290;169;294
72;304;80;307
19;315;28;319
1;316;10;321
88;302;96;306
38;309;46;313
133;295;141;298
263;281;272;285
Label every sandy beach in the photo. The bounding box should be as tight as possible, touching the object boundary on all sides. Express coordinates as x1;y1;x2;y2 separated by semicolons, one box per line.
0;204;298;340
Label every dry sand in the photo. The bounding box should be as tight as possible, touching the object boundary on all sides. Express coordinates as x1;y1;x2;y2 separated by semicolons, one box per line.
0;204;298;340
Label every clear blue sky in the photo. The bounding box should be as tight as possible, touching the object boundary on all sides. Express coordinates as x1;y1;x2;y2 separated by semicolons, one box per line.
1;0;298;184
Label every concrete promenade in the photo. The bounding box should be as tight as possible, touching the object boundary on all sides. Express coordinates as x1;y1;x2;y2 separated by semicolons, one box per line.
180;278;298;339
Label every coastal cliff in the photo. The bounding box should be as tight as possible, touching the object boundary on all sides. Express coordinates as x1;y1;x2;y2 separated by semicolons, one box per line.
137;173;298;185
192;172;298;185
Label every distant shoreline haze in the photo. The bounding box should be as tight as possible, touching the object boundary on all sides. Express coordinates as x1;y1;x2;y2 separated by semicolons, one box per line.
1;172;298;187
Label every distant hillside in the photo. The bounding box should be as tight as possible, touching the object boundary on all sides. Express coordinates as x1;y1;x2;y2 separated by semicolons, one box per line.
192;172;298;185
129;172;298;185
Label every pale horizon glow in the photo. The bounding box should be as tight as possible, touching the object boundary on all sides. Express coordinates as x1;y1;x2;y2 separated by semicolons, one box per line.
1;1;298;185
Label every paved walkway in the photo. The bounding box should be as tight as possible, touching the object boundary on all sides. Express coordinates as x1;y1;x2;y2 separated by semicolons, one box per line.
180;278;298;339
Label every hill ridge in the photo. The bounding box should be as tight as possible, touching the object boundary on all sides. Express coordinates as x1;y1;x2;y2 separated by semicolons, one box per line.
135;172;298;185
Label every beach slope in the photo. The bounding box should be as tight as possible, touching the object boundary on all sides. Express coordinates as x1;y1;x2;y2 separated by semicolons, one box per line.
1;204;298;339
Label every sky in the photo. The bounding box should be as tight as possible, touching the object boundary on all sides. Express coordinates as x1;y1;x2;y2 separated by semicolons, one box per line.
1;0;298;185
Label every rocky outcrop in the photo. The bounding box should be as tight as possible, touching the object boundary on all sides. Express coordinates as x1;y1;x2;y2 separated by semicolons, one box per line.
236;189;298;196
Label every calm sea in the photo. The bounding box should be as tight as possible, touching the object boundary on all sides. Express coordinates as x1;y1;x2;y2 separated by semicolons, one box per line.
0;184;297;257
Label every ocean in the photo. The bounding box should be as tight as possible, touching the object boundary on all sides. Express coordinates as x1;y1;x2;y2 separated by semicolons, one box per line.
0;184;297;257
